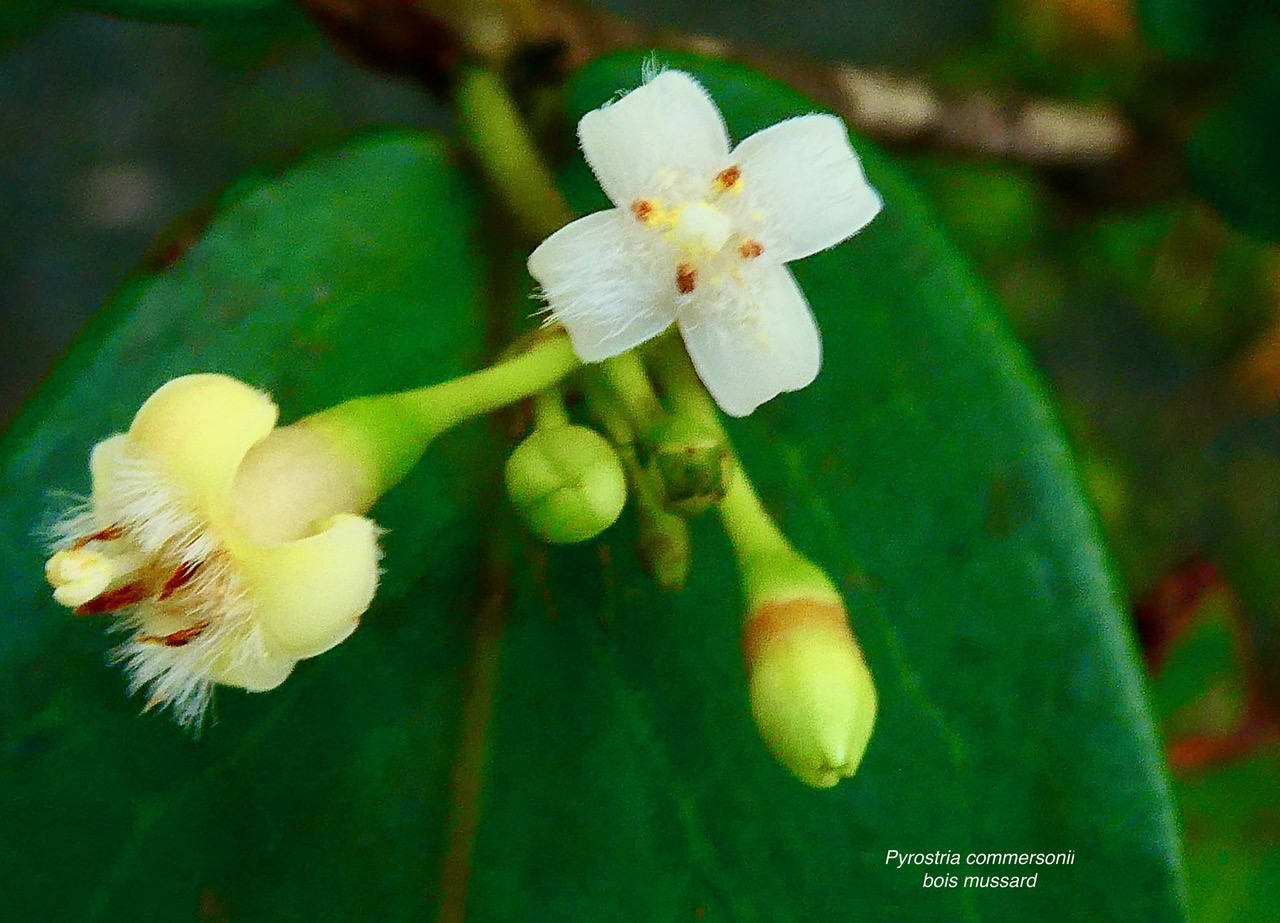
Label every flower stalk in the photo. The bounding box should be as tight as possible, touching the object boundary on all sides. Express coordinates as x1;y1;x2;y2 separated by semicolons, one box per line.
582;371;692;590
454;65;575;243
296;329;580;508
46;332;580;725
649;333;877;787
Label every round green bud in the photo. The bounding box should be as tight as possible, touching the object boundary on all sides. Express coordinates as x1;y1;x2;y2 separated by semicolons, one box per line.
650;416;732;517
504;425;627;544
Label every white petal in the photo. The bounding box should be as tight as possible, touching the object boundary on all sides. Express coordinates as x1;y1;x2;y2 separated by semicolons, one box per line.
731;114;881;262
528;210;676;362
679;264;821;417
578;70;730;207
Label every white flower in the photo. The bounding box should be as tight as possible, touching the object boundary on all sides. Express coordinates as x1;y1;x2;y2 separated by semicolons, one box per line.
528;68;882;416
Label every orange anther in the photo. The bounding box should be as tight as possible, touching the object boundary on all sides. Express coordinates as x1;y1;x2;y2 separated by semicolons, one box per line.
676;262;698;294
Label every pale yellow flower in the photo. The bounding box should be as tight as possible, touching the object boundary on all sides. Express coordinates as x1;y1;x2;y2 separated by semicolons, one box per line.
46;375;381;726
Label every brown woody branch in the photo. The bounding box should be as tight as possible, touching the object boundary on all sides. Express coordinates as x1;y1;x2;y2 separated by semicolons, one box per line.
295;0;1133;168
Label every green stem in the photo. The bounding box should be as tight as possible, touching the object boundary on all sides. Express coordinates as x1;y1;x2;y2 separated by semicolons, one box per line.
648;333;836;607
600;352;667;436
533;386;571;429
303;332;580;503
455;65;575;242
582;373;691;590
649;330;716;425
580;372;635;448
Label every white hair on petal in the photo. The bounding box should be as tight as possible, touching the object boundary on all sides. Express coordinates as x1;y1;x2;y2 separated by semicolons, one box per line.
96;446;215;561
44;494;97;550
641;54;665;84
50;442;264;730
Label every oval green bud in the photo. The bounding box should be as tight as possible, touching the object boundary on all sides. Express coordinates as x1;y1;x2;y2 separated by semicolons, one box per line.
504;424;627;544
743;598;878;788
650;416;732;516
637;502;692;592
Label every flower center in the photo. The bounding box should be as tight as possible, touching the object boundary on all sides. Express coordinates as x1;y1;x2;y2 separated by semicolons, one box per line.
670;201;732;256
45;529;156;609
45;547;116;608
45;525;208;625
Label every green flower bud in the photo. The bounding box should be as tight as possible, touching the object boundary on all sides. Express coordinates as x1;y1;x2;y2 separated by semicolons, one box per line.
650;416;732;516
744;597;878;788
504;424;627;544
636;502;691;592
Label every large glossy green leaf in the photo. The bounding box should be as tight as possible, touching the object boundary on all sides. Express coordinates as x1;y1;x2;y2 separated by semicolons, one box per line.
0;56;1186;921
0;132;490;920
461;54;1188;921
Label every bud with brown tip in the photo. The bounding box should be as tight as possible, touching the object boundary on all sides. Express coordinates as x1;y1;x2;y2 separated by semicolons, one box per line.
743;592;877;788
721;470;878;787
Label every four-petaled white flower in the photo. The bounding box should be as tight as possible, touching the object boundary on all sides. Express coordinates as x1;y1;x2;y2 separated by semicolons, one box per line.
529;68;882;416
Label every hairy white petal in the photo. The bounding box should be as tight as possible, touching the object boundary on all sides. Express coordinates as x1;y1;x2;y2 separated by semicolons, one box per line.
528;209;677;361
731;114;881;262
679;264;821;417
578;70;730;207
88;437;215;561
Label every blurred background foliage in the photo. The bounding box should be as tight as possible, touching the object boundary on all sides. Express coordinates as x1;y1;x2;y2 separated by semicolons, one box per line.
2;0;1279;920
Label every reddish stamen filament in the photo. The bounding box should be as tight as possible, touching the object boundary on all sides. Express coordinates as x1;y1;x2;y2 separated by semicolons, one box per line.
72;525;124;550
74;582;151;616
140;622;209;647
158;560;203;601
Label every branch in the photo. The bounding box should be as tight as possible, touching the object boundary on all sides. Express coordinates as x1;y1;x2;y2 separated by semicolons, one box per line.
293;0;1134;169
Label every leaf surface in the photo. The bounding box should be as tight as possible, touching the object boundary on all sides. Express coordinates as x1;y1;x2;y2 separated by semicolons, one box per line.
0;57;1187;922
0;132;489;921
463;54;1188;922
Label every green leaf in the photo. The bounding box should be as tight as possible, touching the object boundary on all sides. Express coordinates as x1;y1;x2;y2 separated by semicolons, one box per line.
0;132;489;920
461;54;1188;921
1187;60;1280;242
1137;0;1280;59
0;57;1187;921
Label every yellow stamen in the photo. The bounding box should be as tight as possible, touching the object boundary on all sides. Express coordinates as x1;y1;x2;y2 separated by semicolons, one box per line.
46;548;113;608
45;542;148;609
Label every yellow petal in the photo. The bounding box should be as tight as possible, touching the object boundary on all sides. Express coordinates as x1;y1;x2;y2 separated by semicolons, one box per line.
127;375;278;514
88;435;131;525
209;650;296;692
236;513;380;660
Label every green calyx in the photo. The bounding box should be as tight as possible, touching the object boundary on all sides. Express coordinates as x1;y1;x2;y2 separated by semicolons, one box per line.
650;416;733;517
